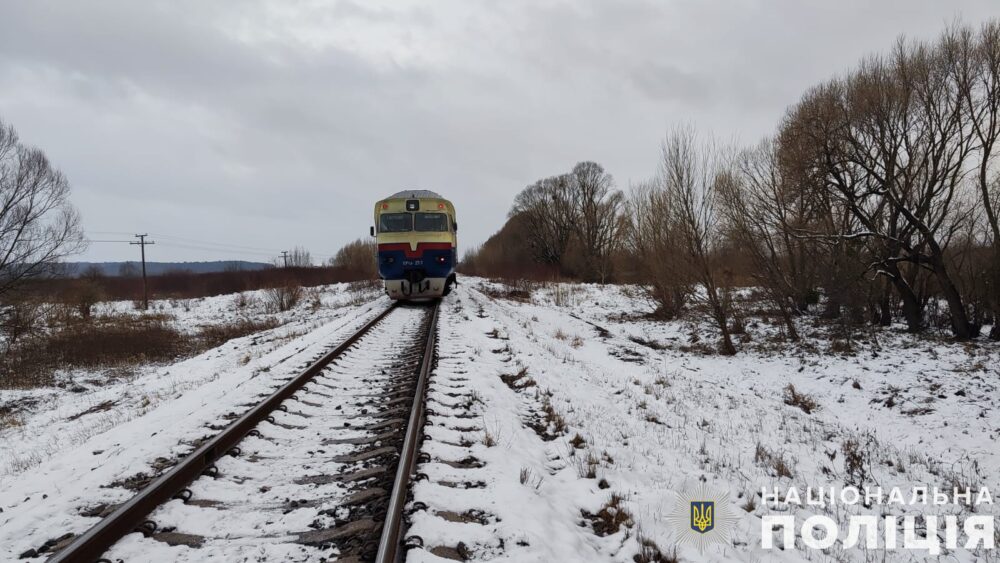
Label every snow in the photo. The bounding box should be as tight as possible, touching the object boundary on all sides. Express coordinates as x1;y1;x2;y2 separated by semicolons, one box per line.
0;283;387;560
1;278;997;561
406;279;999;562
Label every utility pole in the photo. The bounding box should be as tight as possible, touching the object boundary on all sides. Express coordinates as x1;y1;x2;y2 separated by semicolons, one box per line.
131;234;155;310
281;250;289;268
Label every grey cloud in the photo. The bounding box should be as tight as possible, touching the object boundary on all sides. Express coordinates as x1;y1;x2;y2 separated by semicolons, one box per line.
630;63;717;105
0;0;996;262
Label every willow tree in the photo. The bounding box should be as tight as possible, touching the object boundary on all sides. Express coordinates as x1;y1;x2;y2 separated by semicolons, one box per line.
0;119;85;298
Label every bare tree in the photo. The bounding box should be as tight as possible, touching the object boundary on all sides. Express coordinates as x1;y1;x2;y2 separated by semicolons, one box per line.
287;246;312;267
569;161;625;283
780;81;917;329
950;20;1000;339
720;139;803;340
837;40;977;338
626;180;694;318
777;31;989;339
510;175;576;267
660;126;738;355
81;264;104;280
118;261;139;278
0;119;85;298
331;238;376;278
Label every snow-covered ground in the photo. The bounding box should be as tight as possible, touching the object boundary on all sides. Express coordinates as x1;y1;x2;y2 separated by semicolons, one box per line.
407;279;999;562
0;282;386;560
0;278;997;562
0;283;379;479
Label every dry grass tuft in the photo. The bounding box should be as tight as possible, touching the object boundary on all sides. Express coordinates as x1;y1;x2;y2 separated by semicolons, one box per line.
1;313;282;390
199;318;280;349
519;466;543;489
842;435;874;491
500;367;536;390
526;393;568;441
634;532;679;563
2;316;189;388
0;409;24;430
582;493;634;537
755;442;794;478
479;278;534;302
783;384;819;414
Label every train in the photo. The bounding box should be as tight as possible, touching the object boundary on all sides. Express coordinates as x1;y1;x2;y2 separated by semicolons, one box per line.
371;190;457;300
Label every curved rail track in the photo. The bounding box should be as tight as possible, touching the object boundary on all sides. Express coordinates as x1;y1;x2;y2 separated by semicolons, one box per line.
48;301;439;563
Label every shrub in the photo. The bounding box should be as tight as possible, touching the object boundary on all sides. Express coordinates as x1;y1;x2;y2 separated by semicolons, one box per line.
232;292;258;309
0;314;283;389
64;280;105;320
199;318;280;348
0;296;47;353
264;285;302;312
1;316;191;388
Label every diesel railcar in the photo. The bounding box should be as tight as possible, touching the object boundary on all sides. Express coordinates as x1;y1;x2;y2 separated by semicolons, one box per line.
371;190;457;299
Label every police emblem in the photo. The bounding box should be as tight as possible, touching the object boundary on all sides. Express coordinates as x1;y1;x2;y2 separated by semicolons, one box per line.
690;501;714;533
666;482;735;553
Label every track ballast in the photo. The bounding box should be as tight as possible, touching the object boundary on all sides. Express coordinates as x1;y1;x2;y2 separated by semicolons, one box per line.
47;301;439;563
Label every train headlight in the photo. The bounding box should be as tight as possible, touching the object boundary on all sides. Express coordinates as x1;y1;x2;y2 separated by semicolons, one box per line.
435;256;447;264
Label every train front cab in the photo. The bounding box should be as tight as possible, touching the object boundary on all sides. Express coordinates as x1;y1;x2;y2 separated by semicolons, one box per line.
373;196;457;300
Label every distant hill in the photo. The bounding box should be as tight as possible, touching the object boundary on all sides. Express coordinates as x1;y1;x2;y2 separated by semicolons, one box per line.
63;261;273;278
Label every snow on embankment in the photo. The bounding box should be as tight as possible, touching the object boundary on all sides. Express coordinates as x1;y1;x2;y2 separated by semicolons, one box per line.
406;279;998;562
0;284;386;561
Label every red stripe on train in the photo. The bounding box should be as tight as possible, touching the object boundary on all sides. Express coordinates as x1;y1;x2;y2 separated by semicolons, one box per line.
377;242;453;258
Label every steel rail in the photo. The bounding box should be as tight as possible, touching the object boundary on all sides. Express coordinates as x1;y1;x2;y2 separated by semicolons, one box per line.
49;303;399;563
374;301;438;563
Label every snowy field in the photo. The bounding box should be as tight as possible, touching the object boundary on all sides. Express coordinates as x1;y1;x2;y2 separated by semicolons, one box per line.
0;282;387;559
406;279;999;562
0;278;997;561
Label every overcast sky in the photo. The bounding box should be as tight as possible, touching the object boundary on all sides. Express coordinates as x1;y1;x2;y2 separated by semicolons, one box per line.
0;1;996;263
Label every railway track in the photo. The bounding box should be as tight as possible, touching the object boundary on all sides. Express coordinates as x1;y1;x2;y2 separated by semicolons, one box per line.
48;301;439;563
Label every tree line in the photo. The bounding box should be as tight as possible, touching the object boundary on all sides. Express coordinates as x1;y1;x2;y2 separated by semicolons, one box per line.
463;161;628;283
464;20;1000;346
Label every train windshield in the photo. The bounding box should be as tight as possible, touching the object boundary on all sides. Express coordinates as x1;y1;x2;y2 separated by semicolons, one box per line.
379;213;412;232
414;212;449;232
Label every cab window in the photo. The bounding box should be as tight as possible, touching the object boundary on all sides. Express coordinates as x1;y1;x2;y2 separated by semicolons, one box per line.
379;213;412;232
414;212;449;232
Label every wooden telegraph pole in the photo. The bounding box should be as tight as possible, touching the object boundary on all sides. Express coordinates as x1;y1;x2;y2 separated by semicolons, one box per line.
131;234;155;310
281;250;290;268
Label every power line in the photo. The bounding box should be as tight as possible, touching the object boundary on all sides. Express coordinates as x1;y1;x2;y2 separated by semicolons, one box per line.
87;233;283;254
83;231;337;260
148;233;287;254
154;241;279;258
152;241;335;260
